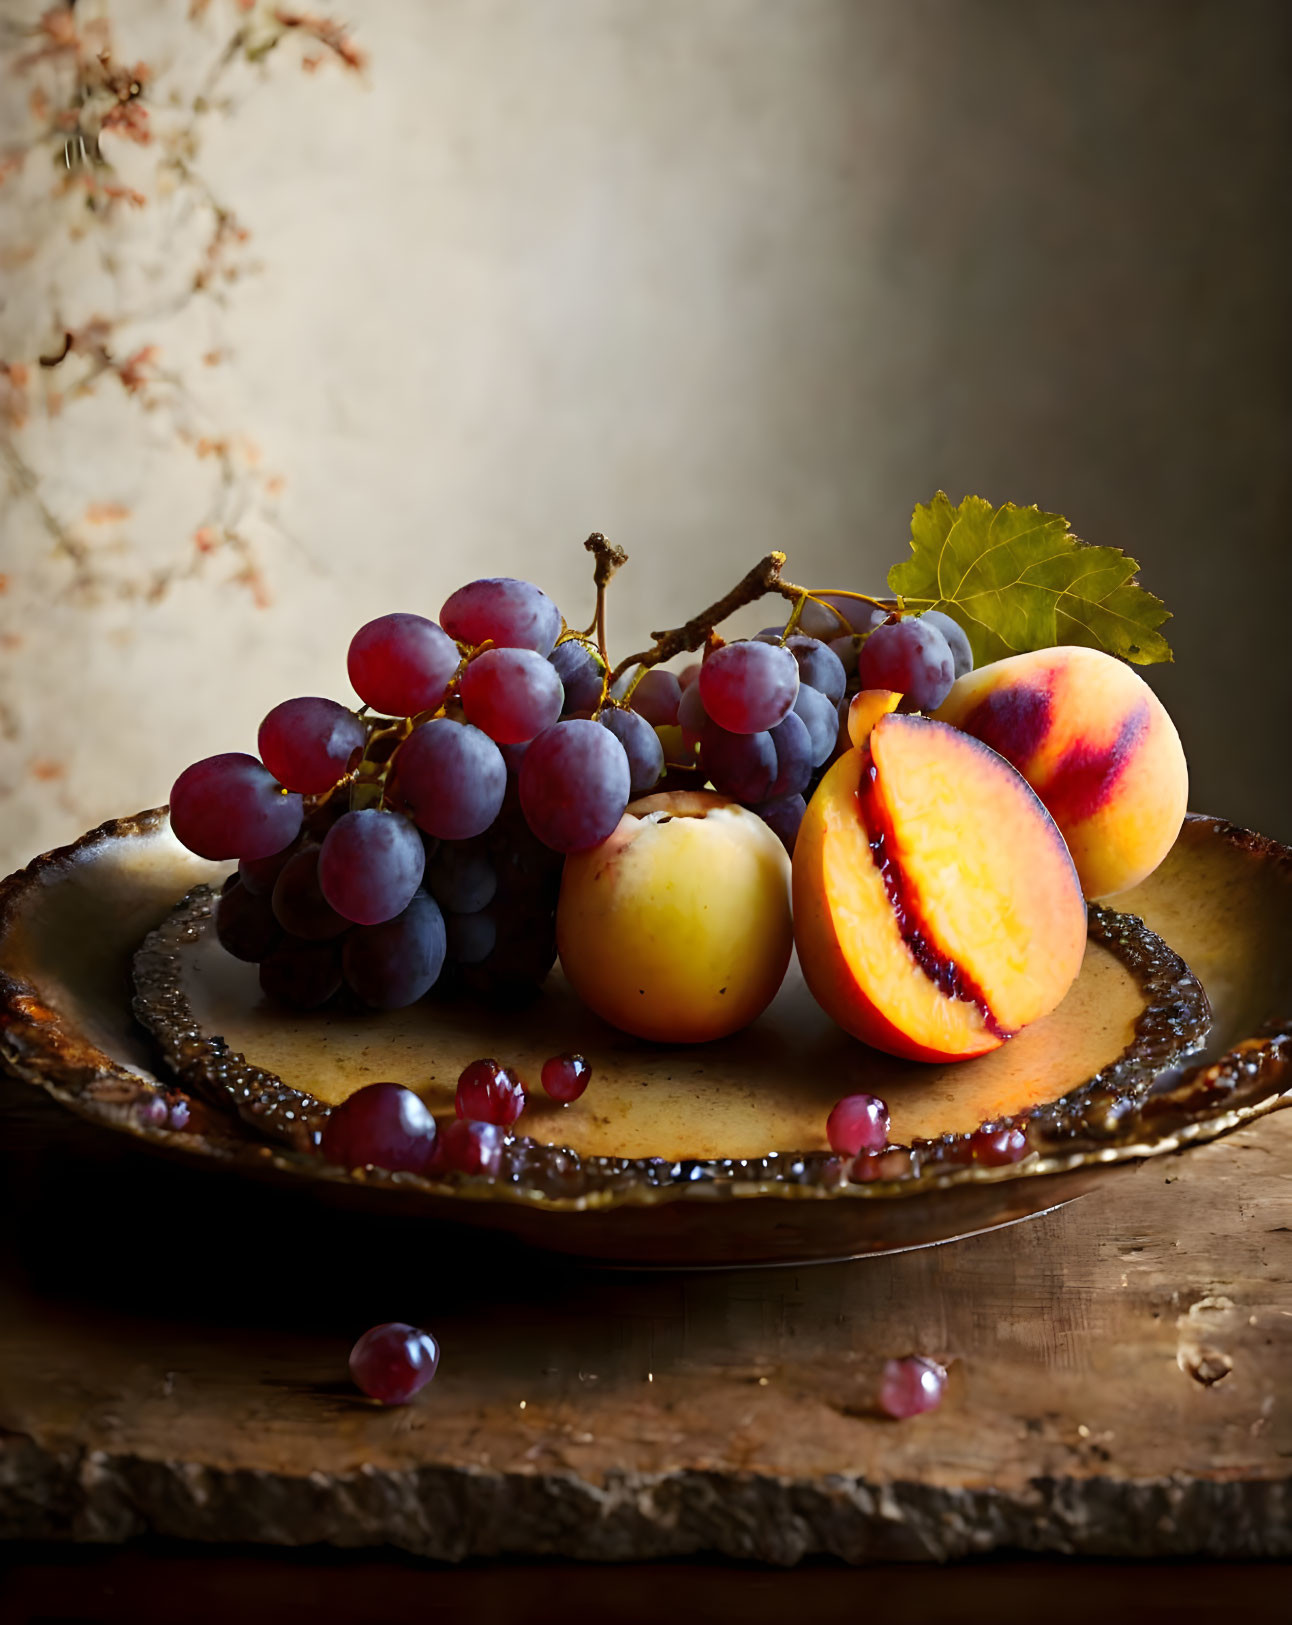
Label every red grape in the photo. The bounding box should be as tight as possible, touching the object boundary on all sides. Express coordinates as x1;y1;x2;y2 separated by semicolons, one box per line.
320;1081;439;1172
878;1355;947;1419
969;1125;1028;1165
347;613;460;717
455;1057;526;1126
257;697;365;794
170;753;303;861
519;720;631;853
541;1052;591;1104
349;1322;440;1406
395;719;506;841
437;1116;505;1176
698;640;799;734
318;808;425;926
440;577;562;657
460;647;564;744
826;1093;890;1156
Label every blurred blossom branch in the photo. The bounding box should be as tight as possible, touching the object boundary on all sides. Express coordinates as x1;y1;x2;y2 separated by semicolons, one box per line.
0;0;365;606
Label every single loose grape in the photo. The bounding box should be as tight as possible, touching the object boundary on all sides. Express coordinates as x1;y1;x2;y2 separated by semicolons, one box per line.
541;1052;591;1104
455;1058;526;1126
349;1322;441;1406
320;1081;439;1172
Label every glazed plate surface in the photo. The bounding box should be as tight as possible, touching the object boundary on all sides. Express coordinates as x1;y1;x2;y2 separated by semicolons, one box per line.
1;811;1290;1264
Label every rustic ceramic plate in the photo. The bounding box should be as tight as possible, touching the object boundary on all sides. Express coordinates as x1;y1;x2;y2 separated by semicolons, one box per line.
2;811;1290;1265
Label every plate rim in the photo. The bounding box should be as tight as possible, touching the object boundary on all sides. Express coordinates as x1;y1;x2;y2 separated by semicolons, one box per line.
3;808;1290;1216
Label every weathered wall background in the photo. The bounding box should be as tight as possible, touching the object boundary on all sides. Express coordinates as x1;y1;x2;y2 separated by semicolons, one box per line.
1;0;1288;875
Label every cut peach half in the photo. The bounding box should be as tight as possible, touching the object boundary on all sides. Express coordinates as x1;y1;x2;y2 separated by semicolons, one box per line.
793;713;1087;1061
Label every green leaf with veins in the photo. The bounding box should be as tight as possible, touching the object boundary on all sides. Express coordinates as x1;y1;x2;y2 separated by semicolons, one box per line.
887;493;1173;667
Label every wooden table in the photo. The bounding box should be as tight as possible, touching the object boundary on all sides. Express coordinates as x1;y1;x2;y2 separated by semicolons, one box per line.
2;1071;1290;1575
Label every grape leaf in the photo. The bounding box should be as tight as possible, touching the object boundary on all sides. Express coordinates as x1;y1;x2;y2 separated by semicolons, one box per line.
887;493;1172;666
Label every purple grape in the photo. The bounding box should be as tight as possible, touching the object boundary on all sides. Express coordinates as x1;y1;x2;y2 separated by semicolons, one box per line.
320;1081;439;1172
445;910;496;965
459;647;564;744
858;617;956;712
541;1052;591;1104
753;792;806;855
349;1322;440;1405
698;640;799;734
238;840;299;896
519;720;631;853
258;938;342;1009
793;683;840;766
815;595;889;635
628;668;681;727
341;892;447;1008
426;843;497;913
700;721;777;802
215;880;282;962
271;846;350;940
678;678;707;742
878;1356;947;1419
829;633;863;678
347;613;460;717
440;577;562;657
394;719;506;841
549;638;607;713
170;753;303;861
785;636;846;705
920;610;974;680
598;706;664;796
455;1058;526;1126
257;697;366;794
826;1092;890;1155
678;661;701;690
318;808;425;926
794;597;855;638
767;709;813;798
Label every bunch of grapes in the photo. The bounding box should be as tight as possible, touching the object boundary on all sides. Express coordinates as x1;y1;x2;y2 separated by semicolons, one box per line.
172;577;650;1012
169;555;973;1013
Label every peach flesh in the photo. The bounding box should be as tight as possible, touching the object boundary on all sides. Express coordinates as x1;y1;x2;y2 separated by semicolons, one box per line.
793;714;1087;1061
935;646;1188;898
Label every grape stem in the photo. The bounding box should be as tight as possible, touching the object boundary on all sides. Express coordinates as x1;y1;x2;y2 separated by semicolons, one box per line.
582;532;627;665
607;552;900;684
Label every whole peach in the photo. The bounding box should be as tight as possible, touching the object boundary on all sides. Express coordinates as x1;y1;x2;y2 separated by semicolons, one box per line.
556;791;793;1042
935;646;1187;898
